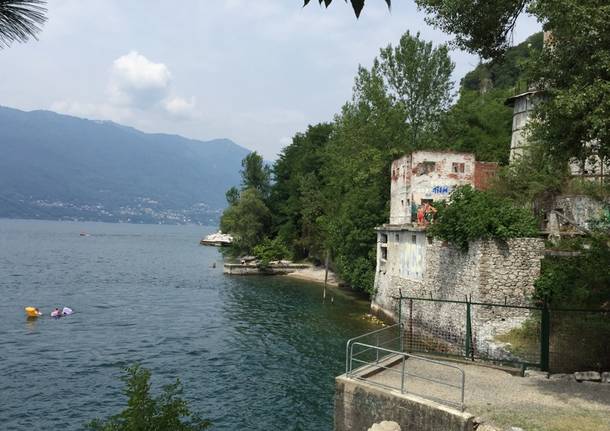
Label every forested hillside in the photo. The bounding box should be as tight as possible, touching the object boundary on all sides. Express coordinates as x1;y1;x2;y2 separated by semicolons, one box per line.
0;106;249;224
220;32;543;293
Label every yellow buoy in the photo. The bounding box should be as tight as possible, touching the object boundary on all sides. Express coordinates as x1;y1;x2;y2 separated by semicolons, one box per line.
25;306;42;317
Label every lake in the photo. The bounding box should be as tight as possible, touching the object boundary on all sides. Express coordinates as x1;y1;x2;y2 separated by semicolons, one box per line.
0;219;379;430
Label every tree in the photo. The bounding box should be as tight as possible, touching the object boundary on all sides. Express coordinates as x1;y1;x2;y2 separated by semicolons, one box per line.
438;88;513;164
415;0;527;59
417;0;610;172
225;186;240;206
269;123;332;259
528;0;610;166
220;188;272;254
87;364;211;431
319;61;409;293
375;31;454;148
240;152;271;198
0;0;47;49
303;0;390;18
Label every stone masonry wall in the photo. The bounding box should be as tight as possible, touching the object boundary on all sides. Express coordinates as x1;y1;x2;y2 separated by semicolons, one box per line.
372;237;545;345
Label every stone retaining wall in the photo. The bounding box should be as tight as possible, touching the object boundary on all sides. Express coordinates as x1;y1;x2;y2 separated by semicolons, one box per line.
372;237;545;341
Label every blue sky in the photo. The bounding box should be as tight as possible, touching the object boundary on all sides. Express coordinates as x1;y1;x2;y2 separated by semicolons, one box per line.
0;1;540;159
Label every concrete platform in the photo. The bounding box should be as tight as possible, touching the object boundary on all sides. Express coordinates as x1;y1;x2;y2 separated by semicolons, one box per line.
339;357;610;431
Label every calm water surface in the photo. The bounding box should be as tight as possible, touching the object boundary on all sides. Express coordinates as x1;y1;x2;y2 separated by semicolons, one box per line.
0;219;378;430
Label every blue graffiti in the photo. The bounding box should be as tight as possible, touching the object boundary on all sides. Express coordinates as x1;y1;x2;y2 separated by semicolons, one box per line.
432;185;451;195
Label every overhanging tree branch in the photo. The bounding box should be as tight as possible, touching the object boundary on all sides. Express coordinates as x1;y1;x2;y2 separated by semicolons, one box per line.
0;0;47;49
303;0;391;18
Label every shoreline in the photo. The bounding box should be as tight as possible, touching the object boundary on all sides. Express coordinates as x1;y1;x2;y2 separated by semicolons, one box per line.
283;266;340;287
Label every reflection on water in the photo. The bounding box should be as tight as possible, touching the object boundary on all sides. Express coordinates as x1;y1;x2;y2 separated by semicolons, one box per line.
0;219;379;431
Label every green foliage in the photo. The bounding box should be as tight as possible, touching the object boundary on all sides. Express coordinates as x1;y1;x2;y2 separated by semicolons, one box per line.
491;143;566;204
220;188;271;255
438;88;513;164
225;186;239;206
376;31;454;148
428;186;539;250
240;152;271;198
253;237;292;269
315;32;452;292
220;151;273;256
535;234;610;308
435;34;542;165
528;0;610;167
269;123;332;259
416;0;610;172
87;364;210;431
415;0;528;59
460;32;543;91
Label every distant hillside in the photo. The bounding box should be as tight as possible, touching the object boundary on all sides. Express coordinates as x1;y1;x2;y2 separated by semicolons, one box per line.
0;106;250;224
437;32;543;165
461;32;543;91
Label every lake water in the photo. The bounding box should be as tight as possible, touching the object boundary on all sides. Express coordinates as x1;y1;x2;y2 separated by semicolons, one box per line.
0;219;379;430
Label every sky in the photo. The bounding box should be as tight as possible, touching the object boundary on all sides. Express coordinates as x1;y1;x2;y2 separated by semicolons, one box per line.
0;0;541;160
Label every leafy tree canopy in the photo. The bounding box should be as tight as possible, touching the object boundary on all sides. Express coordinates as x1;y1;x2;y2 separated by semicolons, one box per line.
87;364;211;431
528;0;610;165
375;31;454;148
415;0;527;59
220;187;272;255
240;151;271;198
0;0;47;48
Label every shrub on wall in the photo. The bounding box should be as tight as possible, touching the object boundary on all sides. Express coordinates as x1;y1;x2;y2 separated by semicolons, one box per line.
428;185;539;250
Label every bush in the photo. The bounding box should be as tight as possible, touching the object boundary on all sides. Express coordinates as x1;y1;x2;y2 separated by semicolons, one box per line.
428;185;539;250
87;364;210;431
535;234;610;308
253;237;292;268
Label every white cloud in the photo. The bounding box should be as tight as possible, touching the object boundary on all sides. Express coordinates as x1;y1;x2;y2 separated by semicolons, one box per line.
52;51;197;125
108;51;172;108
164;96;197;118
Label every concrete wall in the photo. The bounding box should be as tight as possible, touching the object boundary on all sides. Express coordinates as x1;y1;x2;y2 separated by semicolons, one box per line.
409;151;476;211
390;156;412;224
335;376;474;431
373;233;545;341
507;92;542;163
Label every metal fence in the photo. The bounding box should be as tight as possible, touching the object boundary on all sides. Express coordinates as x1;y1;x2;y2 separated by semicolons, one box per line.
345;325;466;411
396;294;609;373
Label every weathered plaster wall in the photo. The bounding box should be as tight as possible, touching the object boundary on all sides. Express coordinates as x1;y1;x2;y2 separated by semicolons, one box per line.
390;156;412;224
409;151;476;210
373;234;545;340
389;151;497;224
335;375;474;431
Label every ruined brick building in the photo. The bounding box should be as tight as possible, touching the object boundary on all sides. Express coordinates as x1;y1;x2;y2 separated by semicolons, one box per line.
389;151;497;224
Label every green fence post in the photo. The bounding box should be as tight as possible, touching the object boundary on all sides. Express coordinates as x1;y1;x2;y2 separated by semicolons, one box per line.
540;300;550;372
398;290;402;326
398;290;403;351
465;301;472;359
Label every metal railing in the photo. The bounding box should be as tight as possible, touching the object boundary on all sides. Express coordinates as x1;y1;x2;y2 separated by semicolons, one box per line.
345;325;466;411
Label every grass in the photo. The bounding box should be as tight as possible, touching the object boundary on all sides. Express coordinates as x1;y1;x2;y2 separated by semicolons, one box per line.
495;317;541;361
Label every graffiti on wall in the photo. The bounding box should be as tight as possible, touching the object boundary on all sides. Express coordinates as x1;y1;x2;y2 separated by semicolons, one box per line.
431;185;452;195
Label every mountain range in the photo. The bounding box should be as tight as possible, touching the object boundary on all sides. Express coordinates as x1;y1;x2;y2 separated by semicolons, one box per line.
0;106;250;224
